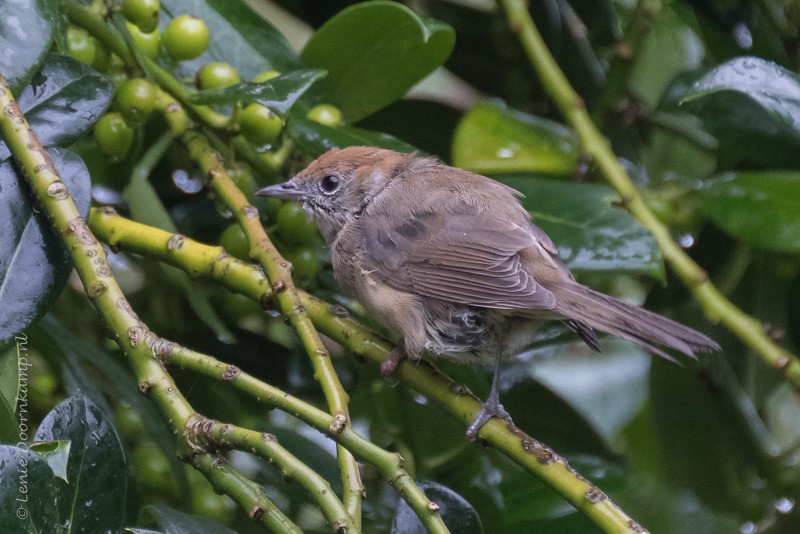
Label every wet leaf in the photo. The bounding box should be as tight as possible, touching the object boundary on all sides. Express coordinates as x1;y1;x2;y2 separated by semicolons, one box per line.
35;395;127;533
188;69;325;117
392;480;483;534
497;176;664;278
0;148;91;345
301;1;455;122
0;445;59;532
0;0;58;95
452;100;580;175
682;56;800;167
0;54;114;161
142;505;238;533
697;171;800;252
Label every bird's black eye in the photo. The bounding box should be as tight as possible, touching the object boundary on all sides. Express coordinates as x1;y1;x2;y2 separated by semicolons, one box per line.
320;174;340;194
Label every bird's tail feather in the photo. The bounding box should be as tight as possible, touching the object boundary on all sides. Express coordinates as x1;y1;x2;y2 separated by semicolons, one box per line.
551;282;719;360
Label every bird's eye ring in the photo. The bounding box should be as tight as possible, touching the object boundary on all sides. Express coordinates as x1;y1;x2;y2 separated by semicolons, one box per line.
320;175;340;194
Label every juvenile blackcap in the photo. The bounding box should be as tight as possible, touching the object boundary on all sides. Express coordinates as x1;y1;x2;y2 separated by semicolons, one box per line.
257;146;719;438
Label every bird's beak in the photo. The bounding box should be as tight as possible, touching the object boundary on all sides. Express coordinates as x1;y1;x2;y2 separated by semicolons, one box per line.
256;181;304;201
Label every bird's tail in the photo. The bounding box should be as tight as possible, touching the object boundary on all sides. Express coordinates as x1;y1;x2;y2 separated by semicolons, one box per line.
551;282;720;361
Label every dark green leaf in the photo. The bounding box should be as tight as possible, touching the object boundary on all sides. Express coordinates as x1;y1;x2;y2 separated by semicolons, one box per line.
514;339;650;448
629;6;705;108
188;69;325;116
35;395;127;533
288;117;418;158
392;480;483;534
0;346;20;442
160;0;302;82
142;505;238;534
497;176;664;278
29;440;70;482
649;357;749;514
0;445;59;533
452;100;580;175
0;54;114;161
500;456;621;533
301;1;455;122
34;316;191;500
0;148;91;345
0;0;58;95
697;171;800;252
681;56;800;167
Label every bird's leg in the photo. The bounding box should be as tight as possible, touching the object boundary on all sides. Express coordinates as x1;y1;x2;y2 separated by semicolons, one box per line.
465;350;511;439
380;339;407;376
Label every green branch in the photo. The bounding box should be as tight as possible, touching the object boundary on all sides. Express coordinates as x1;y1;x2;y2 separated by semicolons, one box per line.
88;208;648;533
498;0;800;387
193;418;352;532
191;452;301;533
168;345;449;534
151;86;364;525
0;72;298;532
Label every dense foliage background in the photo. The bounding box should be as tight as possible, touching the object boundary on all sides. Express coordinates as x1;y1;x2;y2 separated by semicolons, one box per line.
2;0;800;532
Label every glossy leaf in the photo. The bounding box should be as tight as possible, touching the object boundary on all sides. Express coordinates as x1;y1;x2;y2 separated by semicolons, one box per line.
681;56;800;166
526;339;651;443
35;395;126;533
0;445;59;532
28;440;70;482
142;505;238;533
0;148;91;345
497;176;664;278
288;117;418;158
0;54;114;161
188;69;326;116
392;480;483;534
301;1;455;122
0;0;58;95
452;100;580;175
697;172;800;252
160;0;302;83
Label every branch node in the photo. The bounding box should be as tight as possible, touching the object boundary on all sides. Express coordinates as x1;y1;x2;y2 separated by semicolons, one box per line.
249;505;265;521
584;487;608;504
328;413;348;435
167;233;185;250
427;501;441;513
222;365;241;380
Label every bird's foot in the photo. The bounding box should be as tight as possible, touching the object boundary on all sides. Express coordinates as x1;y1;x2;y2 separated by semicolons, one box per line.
380;345;406;376
465;395;511;440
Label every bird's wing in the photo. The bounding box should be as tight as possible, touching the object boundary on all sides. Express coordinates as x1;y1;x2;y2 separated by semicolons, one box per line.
363;209;558;310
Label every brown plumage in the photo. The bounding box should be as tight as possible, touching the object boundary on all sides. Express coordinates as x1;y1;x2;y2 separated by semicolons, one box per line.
257;146;719;437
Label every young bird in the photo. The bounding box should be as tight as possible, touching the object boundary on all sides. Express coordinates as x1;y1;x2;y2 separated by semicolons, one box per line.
257;146;719;438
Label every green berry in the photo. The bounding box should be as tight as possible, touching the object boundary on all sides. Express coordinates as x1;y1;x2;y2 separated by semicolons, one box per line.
66;26;97;65
163;14;209;61
94;112;134;162
121;0;160;34
220;224;249;261
252;70;281;83
229;167;255;199
276;202;317;245
126;22;161;59
196;62;240;90
239;103;284;147
307;103;344;127
115;78;156;126
287;247;321;281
